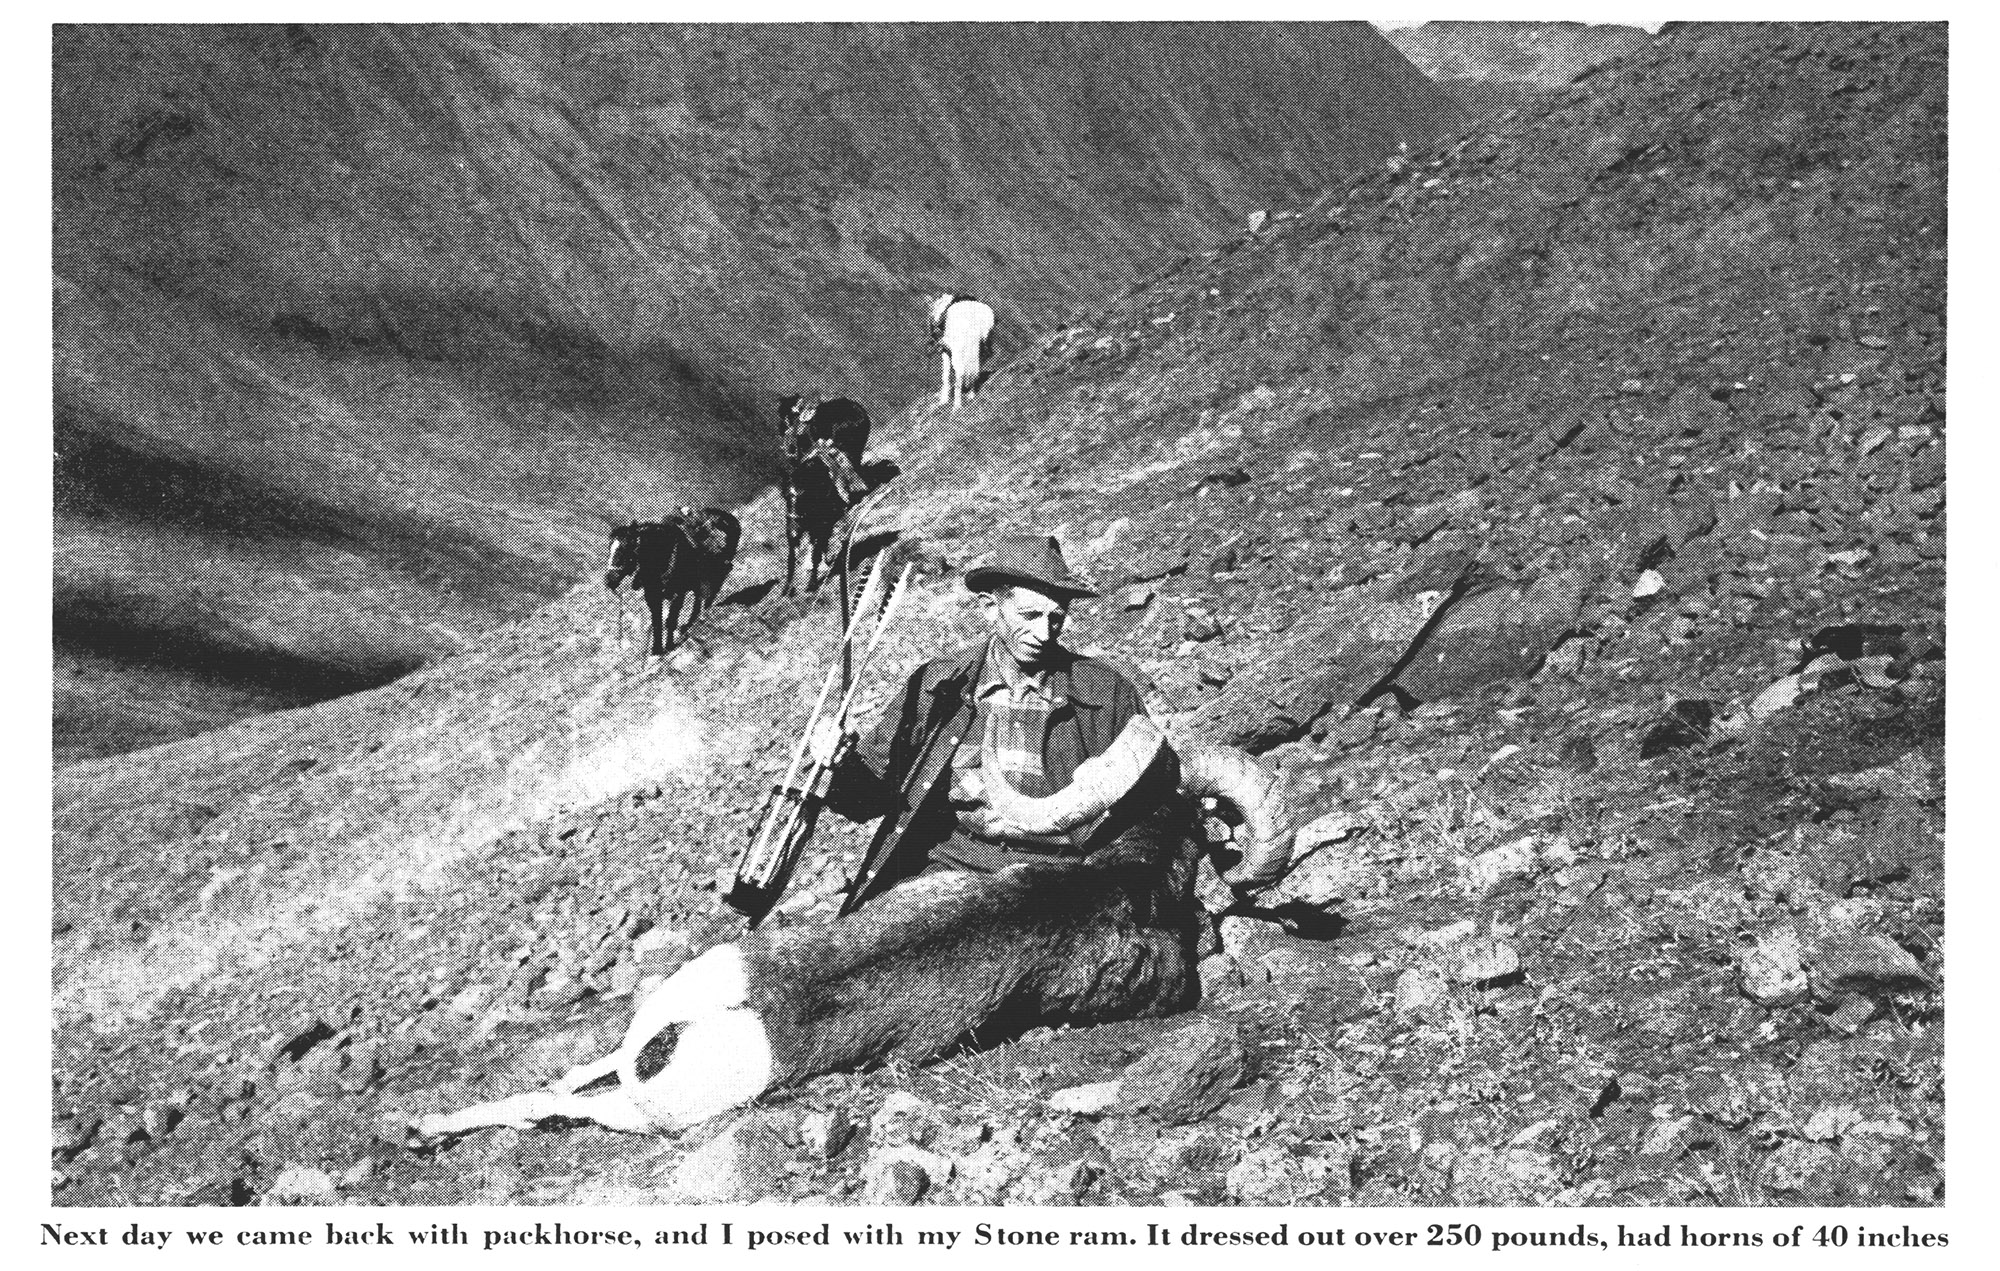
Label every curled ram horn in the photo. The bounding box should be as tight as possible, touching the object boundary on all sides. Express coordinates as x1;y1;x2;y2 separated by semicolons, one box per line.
1177;741;1292;892
976;715;1166;836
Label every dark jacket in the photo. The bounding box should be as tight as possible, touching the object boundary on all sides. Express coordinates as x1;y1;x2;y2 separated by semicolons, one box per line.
832;640;1157;914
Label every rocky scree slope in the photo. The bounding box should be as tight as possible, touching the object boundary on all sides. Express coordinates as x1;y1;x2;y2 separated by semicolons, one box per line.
51;23;1942;1208
54;22;1457;764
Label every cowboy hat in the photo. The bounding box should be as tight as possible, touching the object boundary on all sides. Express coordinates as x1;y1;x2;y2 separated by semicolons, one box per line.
963;534;1098;599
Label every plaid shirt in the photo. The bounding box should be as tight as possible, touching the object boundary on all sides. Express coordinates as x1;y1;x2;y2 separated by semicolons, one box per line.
943;638;1074;854
973;641;1056;790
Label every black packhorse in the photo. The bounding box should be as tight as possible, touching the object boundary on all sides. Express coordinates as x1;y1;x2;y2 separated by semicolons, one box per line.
777;395;872;596
604;508;741;655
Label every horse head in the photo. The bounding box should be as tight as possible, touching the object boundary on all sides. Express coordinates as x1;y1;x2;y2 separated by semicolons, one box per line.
777;395;809;462
604;523;640;590
778;394;825;465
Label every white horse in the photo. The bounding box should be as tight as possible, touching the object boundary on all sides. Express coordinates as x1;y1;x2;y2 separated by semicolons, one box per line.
930;293;995;409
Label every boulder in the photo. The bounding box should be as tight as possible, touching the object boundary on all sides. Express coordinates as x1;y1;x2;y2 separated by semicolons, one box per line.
1809;931;1929;999
1638;1116;1694;1158
261;1164;337;1206
1198;952;1247;998
1188;583;1424;751
1449;1147;1561;1205
1451;939;1522;986
1116;1017;1253;1125
1394;965;1451;1018
1640;699;1715;759
1739;925;1809;1006
668;1113;793;1203
1404;919;1476;950
1273;844;1378;908
1392;568;1594;702
1761;1138;1841;1194
799;1107;856;1159
862;1147;952;1204
1225;1146;1314;1204
1050;1082;1123;1117
1749;674;1805;718
862;1157;931;1205
1464;838;1539;891
1063;1158;1101;1199
51;1116;99;1161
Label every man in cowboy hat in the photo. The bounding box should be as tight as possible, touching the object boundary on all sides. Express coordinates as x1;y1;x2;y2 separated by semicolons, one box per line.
812;534;1176;913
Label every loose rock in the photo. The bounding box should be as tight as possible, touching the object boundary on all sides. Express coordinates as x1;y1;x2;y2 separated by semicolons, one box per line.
800;1107;856;1159
1809;931;1929;999
1116;1017;1252;1125
1449;1147;1561;1205
1051;1082;1123;1117
262;1164;337;1206
669;1114;794;1203
1452;938;1521;986
1394;965;1451;1017
1740;925;1809;1005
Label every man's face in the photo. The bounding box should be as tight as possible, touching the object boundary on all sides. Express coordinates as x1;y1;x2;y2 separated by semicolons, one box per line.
980;584;1068;671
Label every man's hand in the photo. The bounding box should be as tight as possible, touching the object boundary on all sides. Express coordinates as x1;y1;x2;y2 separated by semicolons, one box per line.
949;768;1029;840
806;718;854;768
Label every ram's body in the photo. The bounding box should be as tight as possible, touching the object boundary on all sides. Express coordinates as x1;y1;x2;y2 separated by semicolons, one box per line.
411;745;1293;1140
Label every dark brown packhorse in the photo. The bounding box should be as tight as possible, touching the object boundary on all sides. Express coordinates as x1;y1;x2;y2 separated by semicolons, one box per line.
778;394;872;596
604;508;741;655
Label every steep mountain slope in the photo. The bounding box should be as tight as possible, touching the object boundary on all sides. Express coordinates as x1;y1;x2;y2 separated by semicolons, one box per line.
53;22;1459;764
1383;21;1652;119
52;23;1943;1208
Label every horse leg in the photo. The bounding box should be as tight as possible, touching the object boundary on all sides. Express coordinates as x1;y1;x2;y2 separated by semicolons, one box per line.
664;591;687;651
807;533;825;593
938;348;953;408
782;495;799;598
646;584;666;656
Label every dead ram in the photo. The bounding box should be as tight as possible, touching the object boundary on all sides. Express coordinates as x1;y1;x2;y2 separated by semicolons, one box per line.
411;742;1289;1138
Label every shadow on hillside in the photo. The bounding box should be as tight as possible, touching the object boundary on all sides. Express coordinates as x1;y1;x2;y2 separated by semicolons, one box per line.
848;528;902;571
722;579;778;607
56;403;569;605
53;579;421;703
258;283;772;464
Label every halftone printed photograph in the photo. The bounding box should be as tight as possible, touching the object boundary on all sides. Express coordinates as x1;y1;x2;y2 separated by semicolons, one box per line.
51;19;1944;1216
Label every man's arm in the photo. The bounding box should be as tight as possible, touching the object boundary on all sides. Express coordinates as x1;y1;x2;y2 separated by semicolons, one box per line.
812;665;919;822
